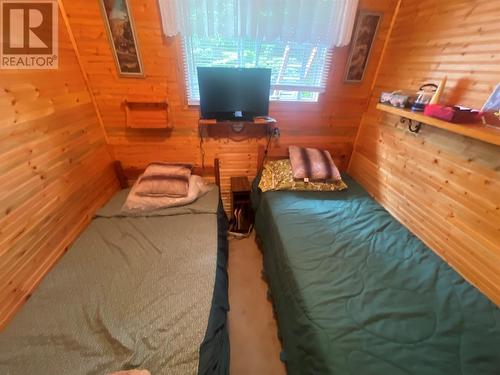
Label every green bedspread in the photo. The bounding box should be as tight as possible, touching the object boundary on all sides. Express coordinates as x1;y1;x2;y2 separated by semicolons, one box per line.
0;188;221;375
253;176;500;375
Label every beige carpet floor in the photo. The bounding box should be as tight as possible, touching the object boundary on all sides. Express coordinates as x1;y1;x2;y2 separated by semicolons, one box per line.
228;232;286;375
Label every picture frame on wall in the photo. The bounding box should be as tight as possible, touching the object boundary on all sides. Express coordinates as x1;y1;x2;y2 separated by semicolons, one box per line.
481;83;500;128
344;11;382;83
99;0;144;77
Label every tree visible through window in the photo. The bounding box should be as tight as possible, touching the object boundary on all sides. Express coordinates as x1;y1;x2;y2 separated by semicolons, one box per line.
183;36;333;104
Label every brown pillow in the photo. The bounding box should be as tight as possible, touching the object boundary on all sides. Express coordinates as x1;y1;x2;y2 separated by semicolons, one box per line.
289;146;341;181
122;175;211;213
135;162;192;197
135;174;189;198
143;162;192;177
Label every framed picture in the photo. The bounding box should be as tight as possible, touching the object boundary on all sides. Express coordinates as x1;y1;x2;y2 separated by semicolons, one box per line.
481;84;500;128
99;0;144;77
344;11;382;83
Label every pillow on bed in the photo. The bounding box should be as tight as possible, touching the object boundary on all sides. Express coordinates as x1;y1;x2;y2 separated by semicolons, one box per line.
258;159;347;192
135;162;192;198
143;162;192;176
135;174;190;198
122;175;212;213
289;145;341;181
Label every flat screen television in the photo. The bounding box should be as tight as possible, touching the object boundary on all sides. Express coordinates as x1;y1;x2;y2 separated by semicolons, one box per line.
197;67;271;121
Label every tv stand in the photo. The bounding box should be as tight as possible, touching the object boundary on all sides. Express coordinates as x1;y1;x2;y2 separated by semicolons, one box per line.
198;116;276;126
198;116;278;168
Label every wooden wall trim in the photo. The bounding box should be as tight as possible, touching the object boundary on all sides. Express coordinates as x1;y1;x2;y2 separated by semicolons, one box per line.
349;0;402;171
57;0;113;153
368;0;402;95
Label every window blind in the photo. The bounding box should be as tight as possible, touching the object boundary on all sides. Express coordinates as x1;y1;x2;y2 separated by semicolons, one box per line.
183;36;333;104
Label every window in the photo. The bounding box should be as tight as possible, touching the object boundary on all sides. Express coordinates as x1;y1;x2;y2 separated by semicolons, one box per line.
183;36;333;105
160;0;358;104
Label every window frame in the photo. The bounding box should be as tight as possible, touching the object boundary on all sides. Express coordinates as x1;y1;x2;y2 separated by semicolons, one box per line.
180;36;334;106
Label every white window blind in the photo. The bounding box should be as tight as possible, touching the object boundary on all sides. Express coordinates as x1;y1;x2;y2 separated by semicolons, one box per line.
183;36;333;104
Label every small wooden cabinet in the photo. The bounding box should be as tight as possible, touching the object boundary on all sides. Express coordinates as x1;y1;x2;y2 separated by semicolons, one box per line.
230;176;253;234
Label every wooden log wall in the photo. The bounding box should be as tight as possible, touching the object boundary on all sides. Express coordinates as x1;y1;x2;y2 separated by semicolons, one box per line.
0;8;119;328
349;0;500;305
61;0;399;212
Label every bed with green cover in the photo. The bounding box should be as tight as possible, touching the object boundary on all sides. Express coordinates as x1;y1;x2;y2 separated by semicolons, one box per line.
0;187;229;375
252;174;500;375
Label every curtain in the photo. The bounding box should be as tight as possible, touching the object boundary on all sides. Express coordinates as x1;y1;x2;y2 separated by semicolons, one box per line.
158;0;180;37
158;0;359;48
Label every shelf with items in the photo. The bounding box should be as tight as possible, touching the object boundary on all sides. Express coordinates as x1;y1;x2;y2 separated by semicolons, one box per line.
376;103;500;147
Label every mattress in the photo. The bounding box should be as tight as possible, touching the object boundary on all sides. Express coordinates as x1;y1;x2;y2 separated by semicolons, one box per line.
0;187;229;375
253;175;500;375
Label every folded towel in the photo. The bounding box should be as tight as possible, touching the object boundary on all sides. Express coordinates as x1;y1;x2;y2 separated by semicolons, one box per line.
107;370;151;375
289;145;341;181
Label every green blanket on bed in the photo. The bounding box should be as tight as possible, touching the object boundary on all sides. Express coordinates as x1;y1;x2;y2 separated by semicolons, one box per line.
253;176;500;375
0;188;220;375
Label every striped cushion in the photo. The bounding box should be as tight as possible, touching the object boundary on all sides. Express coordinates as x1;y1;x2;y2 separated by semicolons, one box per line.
135;162;192;197
143;162;192;177
289;146;341;181
135;175;190;198
122;175;211;213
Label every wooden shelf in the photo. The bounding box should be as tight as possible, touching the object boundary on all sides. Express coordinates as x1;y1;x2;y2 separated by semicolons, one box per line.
198;117;277;126
376;103;500;146
198;117;277;139
124;100;171;129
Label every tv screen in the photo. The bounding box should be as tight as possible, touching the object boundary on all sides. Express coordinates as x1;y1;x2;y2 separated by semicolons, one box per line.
197;67;271;120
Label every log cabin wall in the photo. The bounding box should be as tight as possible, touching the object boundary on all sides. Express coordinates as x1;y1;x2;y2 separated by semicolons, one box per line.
61;0;398;211
349;0;500;305
0;7;119;328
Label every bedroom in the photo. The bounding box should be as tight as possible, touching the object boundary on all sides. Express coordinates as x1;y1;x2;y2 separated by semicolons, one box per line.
0;0;499;374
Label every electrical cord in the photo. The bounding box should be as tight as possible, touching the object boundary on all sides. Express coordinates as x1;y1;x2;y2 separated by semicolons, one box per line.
198;121;205;170
257;126;274;177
